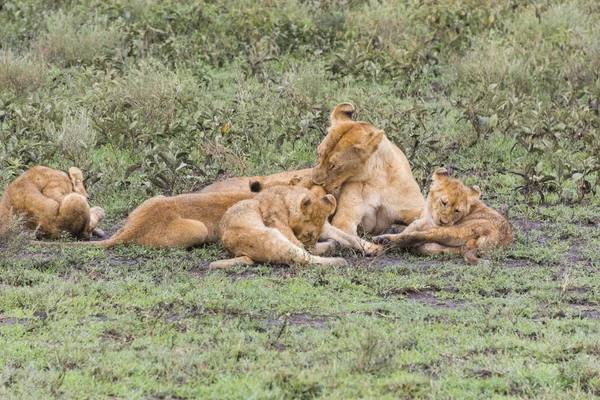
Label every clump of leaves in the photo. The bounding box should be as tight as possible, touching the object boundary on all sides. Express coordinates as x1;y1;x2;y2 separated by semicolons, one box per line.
46;110;102;187
0;51;48;96
35;11;125;67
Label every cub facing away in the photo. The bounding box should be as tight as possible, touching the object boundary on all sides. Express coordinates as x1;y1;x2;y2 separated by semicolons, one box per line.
209;186;348;269
0;166;104;239
37;191;255;248
374;168;513;264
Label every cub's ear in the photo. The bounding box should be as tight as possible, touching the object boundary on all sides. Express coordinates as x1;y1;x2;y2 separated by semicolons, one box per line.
68;167;84;181
469;185;481;199
321;194;337;214
288;176;302;187
354;129;384;160
249;179;262;193
68;167;88;198
299;194;312;213
431;168;449;184
330;102;355;127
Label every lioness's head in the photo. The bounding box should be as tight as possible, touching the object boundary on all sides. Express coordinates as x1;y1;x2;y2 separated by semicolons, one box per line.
290;191;337;249
68;167;88;198
312;103;384;192
425;168;481;227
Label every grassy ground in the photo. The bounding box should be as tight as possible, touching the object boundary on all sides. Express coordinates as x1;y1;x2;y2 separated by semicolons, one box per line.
1;0;600;398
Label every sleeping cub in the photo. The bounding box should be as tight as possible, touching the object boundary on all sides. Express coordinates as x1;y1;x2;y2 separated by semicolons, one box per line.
209;186;348;269
374;168;512;264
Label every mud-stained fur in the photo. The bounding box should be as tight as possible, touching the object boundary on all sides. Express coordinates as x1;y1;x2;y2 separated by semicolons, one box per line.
34;191;255;248
0;166;104;239
374;168;513;264
209;186;348;268
311;102;425;236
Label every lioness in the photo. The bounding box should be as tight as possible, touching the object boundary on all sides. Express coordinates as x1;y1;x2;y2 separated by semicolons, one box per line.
209;186;348;269
312;103;425;235
36;191;255;248
373;168;513;264
0;166;104;238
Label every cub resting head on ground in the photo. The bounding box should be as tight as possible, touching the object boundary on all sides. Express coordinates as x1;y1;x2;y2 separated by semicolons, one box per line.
311;102;425;236
209;185;348;269
34;191;256;248
0;166;104;239
203;169;382;255
373;168;513;264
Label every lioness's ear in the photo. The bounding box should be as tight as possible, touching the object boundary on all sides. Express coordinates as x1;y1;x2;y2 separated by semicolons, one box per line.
299;194;312;212
354;129;384;159
469;185;481;199
321;194;337;214
288;176;302;187
330;102;355;127
250;179;262;193
432;168;449;184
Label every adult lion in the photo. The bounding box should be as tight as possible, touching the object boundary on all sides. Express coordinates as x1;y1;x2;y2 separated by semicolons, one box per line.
0;166;104;238
311;103;425;235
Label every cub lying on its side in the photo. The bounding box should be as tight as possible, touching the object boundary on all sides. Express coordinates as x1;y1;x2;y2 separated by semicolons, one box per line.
36;191;255;248
209;186;348;269
374;168;512;264
0;166;104;238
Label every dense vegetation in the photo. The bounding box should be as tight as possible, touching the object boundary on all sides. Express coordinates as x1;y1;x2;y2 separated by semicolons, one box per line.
1;0;599;398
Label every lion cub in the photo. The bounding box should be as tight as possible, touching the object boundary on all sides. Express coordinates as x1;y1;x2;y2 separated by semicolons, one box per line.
0;166;104;238
374;168;512;264
209;186;348;269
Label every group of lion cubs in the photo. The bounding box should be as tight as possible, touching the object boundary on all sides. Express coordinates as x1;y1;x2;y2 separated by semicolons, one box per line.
0;103;512;267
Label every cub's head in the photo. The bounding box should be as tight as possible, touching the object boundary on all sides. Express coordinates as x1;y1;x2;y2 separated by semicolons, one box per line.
425;168;481;227
68;167;88;198
290;190;337;249
312;103;384;192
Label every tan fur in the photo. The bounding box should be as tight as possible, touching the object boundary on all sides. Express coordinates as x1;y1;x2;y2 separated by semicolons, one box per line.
202;167;381;255
374;168;513;264
209;186;347;268
312;103;425;236
0;166;104;238
200;169;313;194
37;191;255;248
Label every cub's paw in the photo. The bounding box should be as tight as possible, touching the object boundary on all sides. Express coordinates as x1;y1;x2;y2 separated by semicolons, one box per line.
373;234;396;245
313;239;338;255
92;228;106;238
90;206;106;221
363;242;384;257
330;257;349;267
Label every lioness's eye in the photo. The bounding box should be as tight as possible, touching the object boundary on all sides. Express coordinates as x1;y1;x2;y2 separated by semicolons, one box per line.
329;164;335;171
441;200;447;207
454;209;460;214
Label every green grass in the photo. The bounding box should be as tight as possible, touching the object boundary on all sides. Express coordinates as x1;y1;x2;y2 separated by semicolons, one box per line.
1;0;600;397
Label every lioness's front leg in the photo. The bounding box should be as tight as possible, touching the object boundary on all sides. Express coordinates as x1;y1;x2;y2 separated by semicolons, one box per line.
374;227;470;248
320;223;382;255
